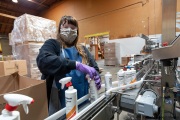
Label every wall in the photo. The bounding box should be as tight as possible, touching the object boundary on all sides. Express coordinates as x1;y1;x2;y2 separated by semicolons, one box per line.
108;37;145;64
41;0;180;43
0;38;12;55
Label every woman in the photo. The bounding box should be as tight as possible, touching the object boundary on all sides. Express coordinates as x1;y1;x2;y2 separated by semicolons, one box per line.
36;15;101;116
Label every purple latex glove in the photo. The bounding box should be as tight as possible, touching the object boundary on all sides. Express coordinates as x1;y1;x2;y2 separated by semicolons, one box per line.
76;62;97;79
76;62;101;90
94;75;101;90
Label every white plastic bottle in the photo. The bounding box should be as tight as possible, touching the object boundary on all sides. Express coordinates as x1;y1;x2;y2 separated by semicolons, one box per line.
117;69;125;87
65;85;77;120
89;79;99;103
124;69;132;84
104;72;112;91
59;77;78;120
130;68;137;83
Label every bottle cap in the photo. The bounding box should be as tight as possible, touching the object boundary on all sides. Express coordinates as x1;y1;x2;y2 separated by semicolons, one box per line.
5;104;18;111
162;42;168;46
68;86;74;90
66;82;72;87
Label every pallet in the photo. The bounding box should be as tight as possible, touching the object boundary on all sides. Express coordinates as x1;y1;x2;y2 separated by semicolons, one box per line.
104;64;116;66
119;64;126;67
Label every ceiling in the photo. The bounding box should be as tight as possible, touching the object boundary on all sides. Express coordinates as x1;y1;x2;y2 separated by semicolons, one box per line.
0;0;62;38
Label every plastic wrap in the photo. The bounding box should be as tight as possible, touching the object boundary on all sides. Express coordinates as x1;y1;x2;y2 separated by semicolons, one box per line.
11;14;57;45
12;43;43;79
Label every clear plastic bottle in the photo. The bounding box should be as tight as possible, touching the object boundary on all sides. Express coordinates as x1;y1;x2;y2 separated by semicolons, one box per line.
117;69;125;87
104;72;112;91
89;80;99;103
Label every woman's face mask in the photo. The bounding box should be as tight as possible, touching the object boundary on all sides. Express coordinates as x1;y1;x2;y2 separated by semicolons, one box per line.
60;27;77;44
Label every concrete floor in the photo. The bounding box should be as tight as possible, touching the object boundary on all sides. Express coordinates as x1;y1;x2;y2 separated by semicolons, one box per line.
96;59;135;120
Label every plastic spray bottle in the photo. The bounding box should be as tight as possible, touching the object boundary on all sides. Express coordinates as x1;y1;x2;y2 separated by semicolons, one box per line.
104;72;112;91
86;75;99;103
59;77;77;120
117;69;125;87
0;94;34;120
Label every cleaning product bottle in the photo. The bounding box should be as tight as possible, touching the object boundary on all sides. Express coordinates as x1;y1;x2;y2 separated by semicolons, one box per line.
124;69;132;85
0;94;34;120
130;68;137;83
117;69;125;87
59;77;77;120
87;75;99;103
104;72;112;91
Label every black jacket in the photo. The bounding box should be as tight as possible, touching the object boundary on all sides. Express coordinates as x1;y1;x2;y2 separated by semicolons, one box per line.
36;39;99;105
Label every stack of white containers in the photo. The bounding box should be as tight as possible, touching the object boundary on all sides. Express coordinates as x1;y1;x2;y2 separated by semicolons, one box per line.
10;14;57;79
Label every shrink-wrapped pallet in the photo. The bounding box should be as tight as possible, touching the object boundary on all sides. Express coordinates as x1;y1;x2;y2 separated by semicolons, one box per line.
104;43;117;66
13;43;43;79
10;14;57;45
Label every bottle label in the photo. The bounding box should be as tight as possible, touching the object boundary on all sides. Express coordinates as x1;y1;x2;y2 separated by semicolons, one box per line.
125;73;132;84
118;75;124;86
118;75;124;80
65;93;77;120
109;77;112;87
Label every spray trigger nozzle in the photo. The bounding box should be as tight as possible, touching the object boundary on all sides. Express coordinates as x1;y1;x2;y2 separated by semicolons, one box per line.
23;104;29;114
3;94;34;114
59;77;72;89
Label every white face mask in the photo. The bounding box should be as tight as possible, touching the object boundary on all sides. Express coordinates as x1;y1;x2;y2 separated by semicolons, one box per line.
60;27;77;44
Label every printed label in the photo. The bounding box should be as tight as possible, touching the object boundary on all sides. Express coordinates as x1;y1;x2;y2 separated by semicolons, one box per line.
65;93;77;120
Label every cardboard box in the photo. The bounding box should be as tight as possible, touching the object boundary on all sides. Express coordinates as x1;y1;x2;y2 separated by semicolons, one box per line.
0;60;27;76
121;57;130;65
15;60;28;76
0;72;48;120
0;61;17;76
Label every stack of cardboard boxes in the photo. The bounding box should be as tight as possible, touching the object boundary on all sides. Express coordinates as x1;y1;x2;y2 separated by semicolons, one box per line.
0;60;27;76
104;43;117;66
121;56;130;66
13;43;44;79
10;14;57;79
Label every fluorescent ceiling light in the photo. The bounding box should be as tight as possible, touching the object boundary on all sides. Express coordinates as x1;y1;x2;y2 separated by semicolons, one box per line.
12;0;18;3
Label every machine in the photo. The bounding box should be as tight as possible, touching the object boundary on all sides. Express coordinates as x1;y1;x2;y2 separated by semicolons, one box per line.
45;0;180;119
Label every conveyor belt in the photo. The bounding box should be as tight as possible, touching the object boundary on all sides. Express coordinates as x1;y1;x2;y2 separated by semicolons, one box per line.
77;94;116;120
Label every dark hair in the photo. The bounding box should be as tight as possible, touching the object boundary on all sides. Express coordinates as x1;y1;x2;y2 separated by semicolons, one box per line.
57;15;79;46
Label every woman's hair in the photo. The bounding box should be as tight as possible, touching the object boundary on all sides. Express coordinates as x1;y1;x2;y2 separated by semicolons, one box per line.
57;15;79;47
